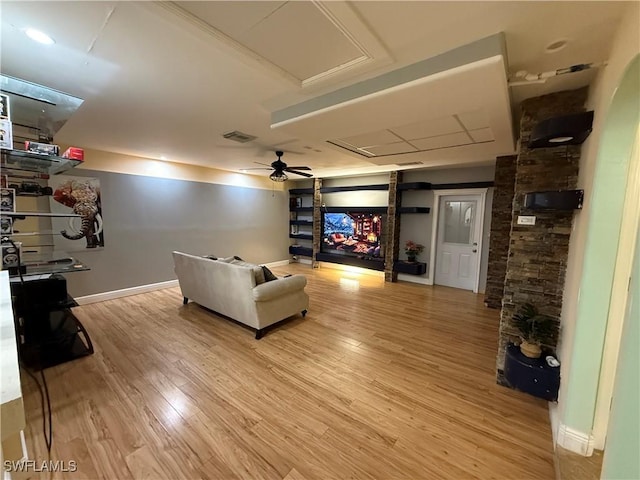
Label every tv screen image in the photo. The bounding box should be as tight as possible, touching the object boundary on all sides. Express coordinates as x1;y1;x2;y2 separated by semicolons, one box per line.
322;212;384;259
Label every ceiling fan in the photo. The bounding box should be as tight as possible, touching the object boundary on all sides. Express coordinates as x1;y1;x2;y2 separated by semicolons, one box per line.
245;151;312;182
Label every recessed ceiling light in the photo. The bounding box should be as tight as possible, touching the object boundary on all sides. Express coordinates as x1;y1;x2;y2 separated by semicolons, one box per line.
24;28;55;45
545;39;569;54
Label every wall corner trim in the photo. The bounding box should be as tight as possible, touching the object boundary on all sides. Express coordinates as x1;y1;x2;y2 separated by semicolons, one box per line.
557;424;595;456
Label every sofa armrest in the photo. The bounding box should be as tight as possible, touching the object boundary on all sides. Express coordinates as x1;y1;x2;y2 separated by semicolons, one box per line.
252;275;307;302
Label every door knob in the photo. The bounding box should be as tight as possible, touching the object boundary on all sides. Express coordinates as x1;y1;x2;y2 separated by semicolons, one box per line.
472;249;477;253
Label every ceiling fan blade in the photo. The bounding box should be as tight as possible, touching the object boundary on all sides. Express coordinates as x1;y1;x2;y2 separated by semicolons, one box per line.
243;167;272;171
253;161;272;167
286;169;313;178
285;166;311;170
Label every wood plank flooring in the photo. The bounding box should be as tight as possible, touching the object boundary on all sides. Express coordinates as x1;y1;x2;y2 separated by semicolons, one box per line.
20;264;555;479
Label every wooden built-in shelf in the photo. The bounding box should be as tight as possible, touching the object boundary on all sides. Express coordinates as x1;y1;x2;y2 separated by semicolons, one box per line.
398;182;432;191
289;234;313;240
431;181;494;190
394;261;427;275
290;220;313;226
398;207;431;214
290;207;314;212
289;245;313;257
289;188;314;195
320;184;388;193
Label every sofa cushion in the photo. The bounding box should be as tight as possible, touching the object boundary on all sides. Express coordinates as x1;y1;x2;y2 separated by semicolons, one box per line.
261;265;278;282
229;258;265;285
253;275;307;302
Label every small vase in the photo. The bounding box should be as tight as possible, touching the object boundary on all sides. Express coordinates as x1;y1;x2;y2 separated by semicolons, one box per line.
520;340;542;359
407;255;417;263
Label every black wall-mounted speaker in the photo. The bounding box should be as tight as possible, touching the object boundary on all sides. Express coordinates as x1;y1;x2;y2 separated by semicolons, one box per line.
524;190;584;210
529;111;594;148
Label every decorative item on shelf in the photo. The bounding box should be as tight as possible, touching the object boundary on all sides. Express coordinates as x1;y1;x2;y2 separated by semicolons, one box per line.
404;240;424;263
0;93;10;120
1;188;16;212
0;217;12;234
25;140;60;156
0;119;12;150
512;303;559;358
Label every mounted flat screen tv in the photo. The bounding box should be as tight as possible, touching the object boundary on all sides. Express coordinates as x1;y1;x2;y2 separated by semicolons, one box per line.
524;190;584;210
322;212;385;260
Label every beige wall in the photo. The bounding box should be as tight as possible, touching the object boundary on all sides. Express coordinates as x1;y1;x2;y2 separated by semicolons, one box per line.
73;147;282;191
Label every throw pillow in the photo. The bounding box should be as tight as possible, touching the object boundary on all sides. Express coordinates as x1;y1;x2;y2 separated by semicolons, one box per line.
253;266;266;285
233;255;244;261
218;256;235;263
203;254;218;260
261;265;278;282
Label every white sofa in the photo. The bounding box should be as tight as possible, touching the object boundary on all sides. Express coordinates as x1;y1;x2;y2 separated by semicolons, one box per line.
172;251;309;338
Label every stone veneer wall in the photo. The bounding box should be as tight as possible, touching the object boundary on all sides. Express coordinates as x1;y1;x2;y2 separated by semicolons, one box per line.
312;178;323;268
484;155;517;308
384;171;402;282
496;87;588;378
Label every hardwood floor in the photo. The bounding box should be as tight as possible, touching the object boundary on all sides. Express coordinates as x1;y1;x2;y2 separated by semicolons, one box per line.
21;264;555;479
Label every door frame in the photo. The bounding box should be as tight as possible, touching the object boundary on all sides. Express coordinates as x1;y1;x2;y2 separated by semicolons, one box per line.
592;125;640;449
428;188;488;293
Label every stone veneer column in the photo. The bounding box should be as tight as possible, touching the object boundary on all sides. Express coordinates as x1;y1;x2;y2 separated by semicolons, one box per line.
484;155;517;309
384;171;402;282
312;178;322;268
496;87;588;380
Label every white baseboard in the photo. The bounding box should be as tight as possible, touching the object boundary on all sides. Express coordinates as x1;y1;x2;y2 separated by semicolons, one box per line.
549;402;560;449
397;273;430;285
264;259;291;268
75;279;179;305
557;424;594;456
292;258;313;265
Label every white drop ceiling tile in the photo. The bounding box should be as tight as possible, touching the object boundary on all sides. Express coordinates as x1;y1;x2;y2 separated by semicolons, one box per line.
177;2;286;38
411;132;473;150
339;130;402;148
457;109;489;131
238;2;363;81
362;142;418;156
469;128;494;142
391;116;463;141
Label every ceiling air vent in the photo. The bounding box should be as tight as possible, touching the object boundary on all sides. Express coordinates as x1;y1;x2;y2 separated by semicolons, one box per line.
222;131;257;143
394;161;424;166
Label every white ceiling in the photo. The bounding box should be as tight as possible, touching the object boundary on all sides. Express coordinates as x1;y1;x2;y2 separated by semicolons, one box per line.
0;1;628;179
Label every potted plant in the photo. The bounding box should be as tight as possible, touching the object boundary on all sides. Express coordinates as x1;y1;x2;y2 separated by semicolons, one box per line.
512;303;559;358
404;240;425;263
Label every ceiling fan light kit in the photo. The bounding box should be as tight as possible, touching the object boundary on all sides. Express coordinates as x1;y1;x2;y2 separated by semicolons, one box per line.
269;171;288;182
244;150;313;182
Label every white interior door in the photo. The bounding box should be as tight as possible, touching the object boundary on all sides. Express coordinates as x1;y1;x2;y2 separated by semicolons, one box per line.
434;194;482;291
